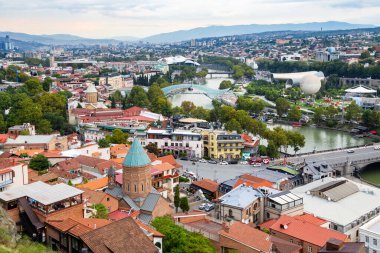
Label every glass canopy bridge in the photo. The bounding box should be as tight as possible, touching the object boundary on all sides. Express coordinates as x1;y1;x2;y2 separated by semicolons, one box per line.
162;84;229;99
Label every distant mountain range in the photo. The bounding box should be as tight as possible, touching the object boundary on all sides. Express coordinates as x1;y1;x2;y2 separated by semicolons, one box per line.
0;32;121;46
0;21;377;48
142;21;376;43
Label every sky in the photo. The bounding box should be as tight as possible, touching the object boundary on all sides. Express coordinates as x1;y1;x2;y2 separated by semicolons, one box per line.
0;0;379;38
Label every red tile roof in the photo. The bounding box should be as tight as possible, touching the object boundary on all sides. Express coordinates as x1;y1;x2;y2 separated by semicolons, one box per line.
191;179;219;193
157;155;182;168
296;214;328;226
219;222;272;252
269;216;348;247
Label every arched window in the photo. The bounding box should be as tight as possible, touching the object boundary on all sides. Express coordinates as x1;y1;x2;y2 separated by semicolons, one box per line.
134;184;137;192
141;184;144;192
155;242;162;249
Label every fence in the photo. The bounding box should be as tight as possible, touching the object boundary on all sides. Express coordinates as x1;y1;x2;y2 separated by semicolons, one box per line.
177;223;220;242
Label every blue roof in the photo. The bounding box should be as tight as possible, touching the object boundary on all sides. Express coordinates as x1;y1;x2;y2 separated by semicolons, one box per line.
123;138;151;167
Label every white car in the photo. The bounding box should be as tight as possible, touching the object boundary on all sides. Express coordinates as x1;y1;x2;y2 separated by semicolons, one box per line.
253;162;262;167
374;146;380;150
199;159;207;163
240;161;248;165
219;161;228;165
347;149;355;153
198;203;207;210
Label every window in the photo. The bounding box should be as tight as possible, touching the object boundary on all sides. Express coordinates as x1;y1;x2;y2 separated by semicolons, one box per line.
290;239;293;243
134;184;137;192
127;183;130;192
374;239;377;246
141;184;144;192
228;209;233;217
308;246;312;253
366;236;369;243
106;197;110;201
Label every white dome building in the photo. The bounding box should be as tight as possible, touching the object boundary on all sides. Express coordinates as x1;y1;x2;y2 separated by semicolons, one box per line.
300;74;322;94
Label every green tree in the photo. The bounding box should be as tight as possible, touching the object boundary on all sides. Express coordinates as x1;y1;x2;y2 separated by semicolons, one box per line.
23;78;43;97
313;107;325;124
0;92;11;112
345;101;362;121
174;185;180;213
7;94;44;127
105;129;129;144
225;118;242;133
151;216;217;253
92;203;109;219
42;77;52;92
112;90;123;101
179;197;189;212
0;114;6;133
97;138;110;148
288;106;302;122
36;119;53;134
146;142;160;156
267;141;279;158
360;50;371;59
287;131;305;154
219;80;233;90
275;97;290;117
180;101;196;116
258;145;267;156
127;86;149;107
29;155;50;171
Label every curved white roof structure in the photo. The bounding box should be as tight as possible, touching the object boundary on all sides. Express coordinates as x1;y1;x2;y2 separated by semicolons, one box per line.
272;71;325;94
345;85;376;94
300;74;322;94
159;55;199;66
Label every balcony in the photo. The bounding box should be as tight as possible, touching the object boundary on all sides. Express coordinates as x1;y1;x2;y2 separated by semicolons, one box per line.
0;179;13;188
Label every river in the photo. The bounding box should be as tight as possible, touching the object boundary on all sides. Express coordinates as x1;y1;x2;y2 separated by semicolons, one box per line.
265;123;373;154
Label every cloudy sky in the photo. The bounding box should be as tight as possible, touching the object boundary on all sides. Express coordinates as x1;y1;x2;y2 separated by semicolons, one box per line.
0;0;379;38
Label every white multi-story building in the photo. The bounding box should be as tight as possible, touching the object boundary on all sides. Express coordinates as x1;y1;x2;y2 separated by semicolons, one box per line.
360;215;380;251
0;159;28;192
145;129;203;158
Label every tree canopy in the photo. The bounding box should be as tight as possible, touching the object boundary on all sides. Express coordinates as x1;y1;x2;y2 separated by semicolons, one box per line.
151;216;217;253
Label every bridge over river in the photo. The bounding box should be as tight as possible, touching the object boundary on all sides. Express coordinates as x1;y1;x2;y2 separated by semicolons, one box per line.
287;145;380;175
162;84;229;99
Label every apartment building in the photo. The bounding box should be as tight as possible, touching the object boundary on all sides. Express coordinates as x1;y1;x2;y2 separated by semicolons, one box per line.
201;130;244;160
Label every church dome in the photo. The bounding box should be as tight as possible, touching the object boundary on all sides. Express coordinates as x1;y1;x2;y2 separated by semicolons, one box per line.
123;139;151;167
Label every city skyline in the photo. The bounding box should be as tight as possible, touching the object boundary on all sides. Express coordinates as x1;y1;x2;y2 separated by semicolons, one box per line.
0;0;379;38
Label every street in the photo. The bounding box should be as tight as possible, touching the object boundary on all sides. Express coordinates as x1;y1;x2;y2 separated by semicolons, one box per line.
178;160;267;182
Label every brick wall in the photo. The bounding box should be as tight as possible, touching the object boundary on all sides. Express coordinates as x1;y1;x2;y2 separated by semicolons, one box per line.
219;234;264;253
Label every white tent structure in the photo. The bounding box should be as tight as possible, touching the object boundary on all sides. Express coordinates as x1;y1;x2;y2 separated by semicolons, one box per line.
345;85;376;94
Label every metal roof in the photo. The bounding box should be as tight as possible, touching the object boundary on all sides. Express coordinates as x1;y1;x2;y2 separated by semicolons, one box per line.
0;181;83;205
122;138;151;168
138;213;153;224
218;184;262;208
5;135;55;144
310;180;359;202
122;195;140;211
291;177;380;226
140;193;160;212
105;186;124;199
269;191;302;205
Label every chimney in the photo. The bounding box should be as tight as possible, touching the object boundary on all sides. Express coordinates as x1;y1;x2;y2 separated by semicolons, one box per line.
325;238;344;251
222;222;230;233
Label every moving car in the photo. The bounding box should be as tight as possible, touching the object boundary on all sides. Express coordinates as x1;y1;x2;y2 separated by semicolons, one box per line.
219;161;228;165
347;149;355;153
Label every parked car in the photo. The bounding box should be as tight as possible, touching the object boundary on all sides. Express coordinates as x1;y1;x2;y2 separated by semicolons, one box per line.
190;157;199;162
208;160;217;164
374;146;380;150
219;161;228;165
180;157;189;161
240;161;248;165
204;203;215;212
347;149;355;153
253;162;262;167
199;159;207;163
198;203;207;210
228;160;238;164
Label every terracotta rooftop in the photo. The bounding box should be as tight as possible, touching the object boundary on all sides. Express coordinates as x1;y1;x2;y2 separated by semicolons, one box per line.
191;179;219;193
157;155;182;168
76;177;109;190
82;188;116;204
296;213;329;226
219;222;272;252
80;217;158;253
0;158;22;169
269;216;348;247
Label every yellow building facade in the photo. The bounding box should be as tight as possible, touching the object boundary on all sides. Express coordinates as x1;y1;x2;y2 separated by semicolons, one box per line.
201;130;244;160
